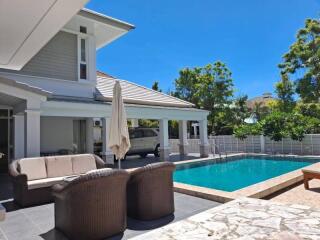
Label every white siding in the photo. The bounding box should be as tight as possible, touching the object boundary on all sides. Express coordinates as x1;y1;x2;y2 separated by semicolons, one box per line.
20;31;78;81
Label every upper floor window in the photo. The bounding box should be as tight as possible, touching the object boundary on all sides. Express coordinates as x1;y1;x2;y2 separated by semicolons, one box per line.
79;37;87;80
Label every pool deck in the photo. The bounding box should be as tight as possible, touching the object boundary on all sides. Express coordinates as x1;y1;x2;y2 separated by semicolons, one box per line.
131;197;320;240
269;179;320;209
173;154;320;203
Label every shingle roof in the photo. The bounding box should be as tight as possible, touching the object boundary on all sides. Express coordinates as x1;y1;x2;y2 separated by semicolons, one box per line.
95;72;195;108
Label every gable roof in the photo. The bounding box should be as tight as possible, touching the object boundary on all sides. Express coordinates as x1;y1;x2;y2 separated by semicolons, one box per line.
95;72;195;108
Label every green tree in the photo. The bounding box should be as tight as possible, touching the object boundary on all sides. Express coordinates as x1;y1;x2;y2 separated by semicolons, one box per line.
234;95;249;124
174;61;234;135
259;112;288;141
275;73;295;112
279;18;320;102
174;67;202;107
151;81;162;92
252;102;269;121
194;61;234;134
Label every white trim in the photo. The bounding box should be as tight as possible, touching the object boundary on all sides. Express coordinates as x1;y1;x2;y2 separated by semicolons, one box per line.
41;100;209;121
0;71;93;86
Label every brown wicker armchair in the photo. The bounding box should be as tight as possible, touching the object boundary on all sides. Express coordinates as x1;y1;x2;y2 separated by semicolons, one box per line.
9;154;105;207
127;162;176;221
53;169;129;240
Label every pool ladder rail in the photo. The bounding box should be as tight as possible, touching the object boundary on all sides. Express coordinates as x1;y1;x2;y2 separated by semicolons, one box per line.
210;142;228;160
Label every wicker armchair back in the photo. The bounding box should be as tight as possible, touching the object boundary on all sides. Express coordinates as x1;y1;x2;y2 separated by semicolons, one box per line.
127;162;176;220
53;169;130;240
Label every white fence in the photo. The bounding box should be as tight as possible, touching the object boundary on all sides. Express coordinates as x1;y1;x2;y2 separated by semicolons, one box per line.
169;134;320;155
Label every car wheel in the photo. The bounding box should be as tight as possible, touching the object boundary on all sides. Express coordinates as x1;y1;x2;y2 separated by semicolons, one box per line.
139;153;148;158
154;144;160;157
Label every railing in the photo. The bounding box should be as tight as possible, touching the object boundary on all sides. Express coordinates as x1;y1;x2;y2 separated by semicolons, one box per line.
169;134;320;155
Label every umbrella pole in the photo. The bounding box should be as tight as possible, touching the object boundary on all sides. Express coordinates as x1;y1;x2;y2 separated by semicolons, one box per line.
118;158;121;169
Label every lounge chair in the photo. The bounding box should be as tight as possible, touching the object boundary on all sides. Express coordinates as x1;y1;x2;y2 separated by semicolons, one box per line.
302;168;320;189
9;154;105;206
53;169;129;240
127;162;176;221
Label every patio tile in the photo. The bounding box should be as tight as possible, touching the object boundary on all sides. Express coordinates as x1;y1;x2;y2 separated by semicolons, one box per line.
0;192;220;240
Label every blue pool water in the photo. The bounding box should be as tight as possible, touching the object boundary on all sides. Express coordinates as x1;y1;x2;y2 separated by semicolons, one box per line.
173;156;318;192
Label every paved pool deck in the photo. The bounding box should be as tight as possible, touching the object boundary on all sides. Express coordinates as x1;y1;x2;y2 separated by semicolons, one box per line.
131;197;320;240
268;179;320;209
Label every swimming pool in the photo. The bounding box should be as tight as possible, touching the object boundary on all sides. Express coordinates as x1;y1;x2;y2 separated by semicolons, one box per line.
174;156;319;192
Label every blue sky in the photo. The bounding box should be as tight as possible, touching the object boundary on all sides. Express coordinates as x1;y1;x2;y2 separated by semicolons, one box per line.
86;0;319;98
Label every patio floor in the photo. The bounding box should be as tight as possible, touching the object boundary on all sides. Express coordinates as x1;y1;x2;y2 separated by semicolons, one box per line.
0;192;219;240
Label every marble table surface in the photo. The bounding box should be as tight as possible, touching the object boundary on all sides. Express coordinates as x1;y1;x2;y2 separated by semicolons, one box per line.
130;197;320;240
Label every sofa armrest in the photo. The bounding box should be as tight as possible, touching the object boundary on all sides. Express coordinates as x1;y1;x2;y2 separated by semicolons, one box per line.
9;160;27;184
93;154;106;169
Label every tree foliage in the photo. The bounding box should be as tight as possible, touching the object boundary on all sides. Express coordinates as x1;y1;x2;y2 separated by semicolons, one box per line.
151;81;162;92
275;73;295;112
174;61;234;134
279;18;320;102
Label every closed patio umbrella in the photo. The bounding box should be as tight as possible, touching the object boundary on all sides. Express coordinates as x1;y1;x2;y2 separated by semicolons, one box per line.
108;81;131;169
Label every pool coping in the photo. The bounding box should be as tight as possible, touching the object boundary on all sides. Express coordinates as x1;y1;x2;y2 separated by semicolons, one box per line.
173;153;320;203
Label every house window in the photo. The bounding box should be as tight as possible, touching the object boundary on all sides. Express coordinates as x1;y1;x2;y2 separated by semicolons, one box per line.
79;37;87;80
80;26;87;34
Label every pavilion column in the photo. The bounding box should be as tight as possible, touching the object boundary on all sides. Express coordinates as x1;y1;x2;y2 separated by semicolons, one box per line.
159;118;170;161
130;119;139;128
101;117;114;164
24;109;40;157
14;114;25;159
178;120;188;155
199;119;209;158
85;118;94;154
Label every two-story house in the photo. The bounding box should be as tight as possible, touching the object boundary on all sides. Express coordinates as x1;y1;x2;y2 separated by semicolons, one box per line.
0;1;209;173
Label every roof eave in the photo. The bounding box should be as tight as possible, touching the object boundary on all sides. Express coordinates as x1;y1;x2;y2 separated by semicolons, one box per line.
79;8;135;31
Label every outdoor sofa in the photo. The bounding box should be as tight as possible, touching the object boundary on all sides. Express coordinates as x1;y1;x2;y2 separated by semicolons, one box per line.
53;169;129;240
9;154;105;207
127;162;176;220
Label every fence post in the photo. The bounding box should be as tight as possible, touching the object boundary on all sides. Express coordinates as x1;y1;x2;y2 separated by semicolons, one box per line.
311;134;314;155
260;135;265;153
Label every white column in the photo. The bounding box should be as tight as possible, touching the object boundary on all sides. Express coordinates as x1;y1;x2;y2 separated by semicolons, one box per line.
14;114;25;159
159;118;170;161
199;119;209;157
101;117;114;164
178;120;188;155
24;110;40;157
131;119;139;128
86;118;94;154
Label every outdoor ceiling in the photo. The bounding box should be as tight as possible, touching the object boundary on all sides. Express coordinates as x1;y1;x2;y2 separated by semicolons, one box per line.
0;0;89;70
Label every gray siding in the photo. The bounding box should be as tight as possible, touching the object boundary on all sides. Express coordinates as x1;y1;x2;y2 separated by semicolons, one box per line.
1;31;78;81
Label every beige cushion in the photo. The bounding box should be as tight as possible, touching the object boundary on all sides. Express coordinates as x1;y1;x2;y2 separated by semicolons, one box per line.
19;158;47;180
72;154;97;175
28;176;65;190
46;156;73;178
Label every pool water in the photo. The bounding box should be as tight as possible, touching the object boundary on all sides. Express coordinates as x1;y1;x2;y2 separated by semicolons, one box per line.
173;156;318;192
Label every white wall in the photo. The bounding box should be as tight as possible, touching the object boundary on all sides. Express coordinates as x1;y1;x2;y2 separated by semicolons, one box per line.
40;117;74;153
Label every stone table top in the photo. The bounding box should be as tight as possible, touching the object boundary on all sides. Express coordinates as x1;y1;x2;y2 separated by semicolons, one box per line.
130;197;320;240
